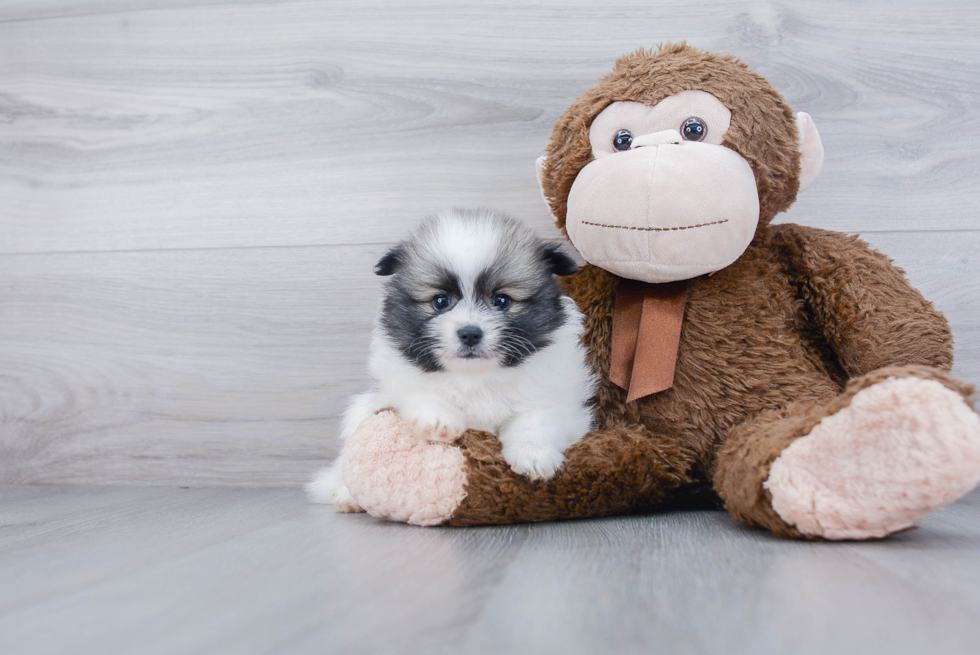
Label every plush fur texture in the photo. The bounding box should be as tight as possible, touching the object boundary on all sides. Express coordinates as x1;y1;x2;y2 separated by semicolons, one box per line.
307;209;597;508
541;43;802;233
764;376;980;540
715;364;977;538
334;44;980;539
443;231;966;528
342;410;469;526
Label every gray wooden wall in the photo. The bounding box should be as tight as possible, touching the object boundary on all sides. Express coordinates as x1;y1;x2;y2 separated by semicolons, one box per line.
1;0;978;487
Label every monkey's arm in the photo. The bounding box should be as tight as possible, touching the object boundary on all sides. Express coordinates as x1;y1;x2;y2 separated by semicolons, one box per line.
446;422;702;525
771;223;953;377
340;410;700;526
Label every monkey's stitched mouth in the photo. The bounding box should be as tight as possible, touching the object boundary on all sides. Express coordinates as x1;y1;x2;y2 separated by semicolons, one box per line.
580;219;729;232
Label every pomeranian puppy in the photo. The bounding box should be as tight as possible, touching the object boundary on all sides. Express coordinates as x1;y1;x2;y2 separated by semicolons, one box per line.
307;208;597;511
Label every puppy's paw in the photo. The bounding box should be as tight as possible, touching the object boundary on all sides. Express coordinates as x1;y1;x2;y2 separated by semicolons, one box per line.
499;411;581;480
333;484;365;513
305;462;364;513
501;440;566;481
402;398;468;443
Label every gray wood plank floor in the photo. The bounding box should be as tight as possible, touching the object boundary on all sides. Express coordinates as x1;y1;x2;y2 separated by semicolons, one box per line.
2;0;980;486
2;485;980;655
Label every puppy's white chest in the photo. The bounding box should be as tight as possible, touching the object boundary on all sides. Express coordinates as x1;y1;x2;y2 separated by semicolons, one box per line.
423;374;521;433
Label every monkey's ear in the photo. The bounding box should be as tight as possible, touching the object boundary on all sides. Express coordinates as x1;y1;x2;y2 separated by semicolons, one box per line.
542;243;579;276
796;112;824;193
374;245;404;276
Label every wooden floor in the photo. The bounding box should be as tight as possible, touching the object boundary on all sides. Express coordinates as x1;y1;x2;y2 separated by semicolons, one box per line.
2;485;980;655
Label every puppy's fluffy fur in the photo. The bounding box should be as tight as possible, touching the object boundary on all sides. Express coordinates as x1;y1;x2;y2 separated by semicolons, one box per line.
307;208;597;511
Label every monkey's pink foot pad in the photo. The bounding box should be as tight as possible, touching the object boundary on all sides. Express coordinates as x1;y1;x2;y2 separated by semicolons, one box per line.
343;411;467;526
766;377;980;540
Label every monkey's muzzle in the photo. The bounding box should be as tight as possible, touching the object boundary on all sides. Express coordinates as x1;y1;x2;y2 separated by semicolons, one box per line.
565;141;760;284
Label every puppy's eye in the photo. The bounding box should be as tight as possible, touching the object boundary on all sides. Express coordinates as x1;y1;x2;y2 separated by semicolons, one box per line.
681;117;707;142
432;294;451;311
492;294;511;310
613;129;633;151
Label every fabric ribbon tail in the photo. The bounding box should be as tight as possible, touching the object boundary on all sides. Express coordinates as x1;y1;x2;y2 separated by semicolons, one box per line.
610;279;688;402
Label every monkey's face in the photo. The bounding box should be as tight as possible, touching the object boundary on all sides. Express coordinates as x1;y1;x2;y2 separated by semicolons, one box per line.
538;45;824;284
566;90;759;283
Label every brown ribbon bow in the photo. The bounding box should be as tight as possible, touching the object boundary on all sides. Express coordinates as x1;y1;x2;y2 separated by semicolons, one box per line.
609;279;689;402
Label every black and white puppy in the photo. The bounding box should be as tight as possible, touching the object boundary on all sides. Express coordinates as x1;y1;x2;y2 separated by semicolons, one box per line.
307;208;597;511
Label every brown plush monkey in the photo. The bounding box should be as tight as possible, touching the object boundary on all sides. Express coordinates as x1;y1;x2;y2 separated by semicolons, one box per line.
339;44;980;539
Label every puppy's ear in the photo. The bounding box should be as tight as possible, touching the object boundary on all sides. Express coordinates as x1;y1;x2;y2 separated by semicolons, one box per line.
541;243;578;276
374;245;404;276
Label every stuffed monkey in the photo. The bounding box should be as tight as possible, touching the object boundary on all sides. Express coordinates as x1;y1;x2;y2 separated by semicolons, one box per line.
339;44;980;539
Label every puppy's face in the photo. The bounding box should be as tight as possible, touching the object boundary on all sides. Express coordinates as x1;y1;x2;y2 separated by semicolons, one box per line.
376;210;578;373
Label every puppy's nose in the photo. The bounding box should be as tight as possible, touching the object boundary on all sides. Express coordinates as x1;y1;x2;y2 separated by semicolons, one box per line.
457;325;484;347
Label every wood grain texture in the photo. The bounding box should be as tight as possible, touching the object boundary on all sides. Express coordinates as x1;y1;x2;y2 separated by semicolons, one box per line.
1;0;979;253
3;485;980;655
0;0;978;485
0;245;383;485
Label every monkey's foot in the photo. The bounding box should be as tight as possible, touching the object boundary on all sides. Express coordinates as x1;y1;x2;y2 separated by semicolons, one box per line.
765;377;980;540
343;411;468;526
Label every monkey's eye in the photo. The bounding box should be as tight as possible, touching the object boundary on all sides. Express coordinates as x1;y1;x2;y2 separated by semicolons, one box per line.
613;129;634;151
432;294;452;311
681;117;707;142
492;294;511;310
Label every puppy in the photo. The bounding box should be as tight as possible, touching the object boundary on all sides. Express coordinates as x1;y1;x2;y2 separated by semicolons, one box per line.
307;208;597;511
